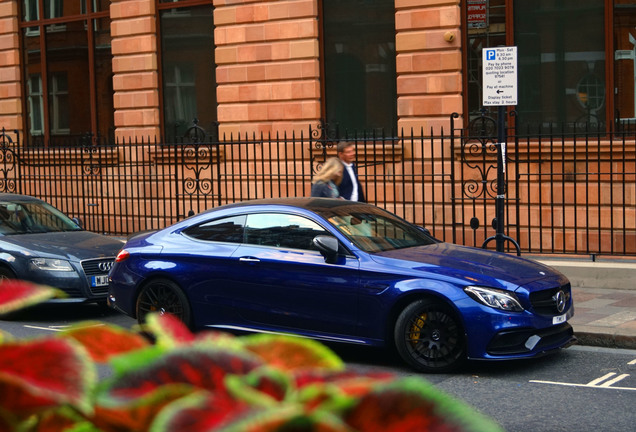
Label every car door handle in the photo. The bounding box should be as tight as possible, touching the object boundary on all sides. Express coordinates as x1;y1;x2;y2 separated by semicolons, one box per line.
239;257;260;263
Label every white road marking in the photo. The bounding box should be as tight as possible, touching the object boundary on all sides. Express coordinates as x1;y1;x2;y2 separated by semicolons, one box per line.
529;379;636;391
532;372;633;391
599;374;630;387
23;323;104;332
587;372;618;386
23;325;65;332
628;359;636;365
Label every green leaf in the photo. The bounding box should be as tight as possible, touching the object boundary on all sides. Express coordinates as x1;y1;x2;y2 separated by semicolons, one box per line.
241;334;345;372
149;390;252;432
225;366;292;407
92;384;196;432
60;321;149;363
218;406;352;432
145;313;195;348
100;345;264;402
0;338;96;418
0;280;62;315
343;377;504;432
0;329;13;345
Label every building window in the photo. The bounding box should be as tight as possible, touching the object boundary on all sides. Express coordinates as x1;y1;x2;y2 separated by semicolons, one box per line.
27;75;43;135
614;1;636;131
163;63;197;135
159;2;217;142
514;1;605;131
48;73;69;134
464;1;636;133
322;0;397;134
19;0;113;146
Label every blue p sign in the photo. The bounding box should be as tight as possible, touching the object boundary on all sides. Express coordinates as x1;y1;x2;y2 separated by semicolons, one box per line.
485;49;496;61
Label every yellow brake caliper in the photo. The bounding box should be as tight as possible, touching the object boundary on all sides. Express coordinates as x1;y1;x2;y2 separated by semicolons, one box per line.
410;313;427;344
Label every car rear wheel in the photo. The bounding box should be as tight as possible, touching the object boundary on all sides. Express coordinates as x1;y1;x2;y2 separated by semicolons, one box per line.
136;279;192;328
394;299;466;373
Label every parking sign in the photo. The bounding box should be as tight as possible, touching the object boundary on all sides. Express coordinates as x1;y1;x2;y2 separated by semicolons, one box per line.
483;46;517;106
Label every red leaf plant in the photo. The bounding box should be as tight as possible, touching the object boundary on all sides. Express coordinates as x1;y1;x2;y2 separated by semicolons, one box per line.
60;321;149;363
0;280;62;316
0;338;95;425
0;281;503;432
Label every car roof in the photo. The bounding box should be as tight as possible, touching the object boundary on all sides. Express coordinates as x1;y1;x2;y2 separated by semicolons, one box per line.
0;193;43;203
216;197;372;212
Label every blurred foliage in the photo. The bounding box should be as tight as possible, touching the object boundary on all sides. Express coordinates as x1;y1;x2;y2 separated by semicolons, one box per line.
0;280;503;432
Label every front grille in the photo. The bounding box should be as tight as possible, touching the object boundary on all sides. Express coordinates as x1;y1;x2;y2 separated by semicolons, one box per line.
487;323;575;355
529;283;571;315
81;257;115;296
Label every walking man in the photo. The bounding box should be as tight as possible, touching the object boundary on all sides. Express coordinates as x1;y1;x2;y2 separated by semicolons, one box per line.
336;141;365;202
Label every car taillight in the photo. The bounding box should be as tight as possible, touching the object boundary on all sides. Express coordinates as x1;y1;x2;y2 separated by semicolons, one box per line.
115;249;130;262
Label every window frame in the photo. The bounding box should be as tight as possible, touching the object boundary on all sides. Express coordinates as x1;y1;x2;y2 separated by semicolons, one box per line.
461;0;624;132
156;0;217;142
18;0;111;146
319;0;398;135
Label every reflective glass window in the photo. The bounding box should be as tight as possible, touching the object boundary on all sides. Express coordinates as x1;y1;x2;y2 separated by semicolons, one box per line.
245;214;328;251
514;0;605;131
184;215;246;243
160;4;217;141
20;1;113;146
322;0;397;134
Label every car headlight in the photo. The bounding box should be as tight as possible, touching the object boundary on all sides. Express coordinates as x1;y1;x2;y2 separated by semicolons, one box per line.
464;286;524;312
30;258;74;272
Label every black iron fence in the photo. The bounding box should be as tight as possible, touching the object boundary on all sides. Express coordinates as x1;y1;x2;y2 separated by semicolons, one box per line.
0;118;634;257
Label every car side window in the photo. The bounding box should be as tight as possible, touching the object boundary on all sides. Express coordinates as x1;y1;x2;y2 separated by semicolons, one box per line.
245;213;328;251
183;215;246;243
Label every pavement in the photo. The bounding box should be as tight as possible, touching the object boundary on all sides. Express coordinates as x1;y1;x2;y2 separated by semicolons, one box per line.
531;256;636;350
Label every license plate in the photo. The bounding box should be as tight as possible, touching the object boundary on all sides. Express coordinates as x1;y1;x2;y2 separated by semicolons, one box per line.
91;275;109;287
552;314;566;325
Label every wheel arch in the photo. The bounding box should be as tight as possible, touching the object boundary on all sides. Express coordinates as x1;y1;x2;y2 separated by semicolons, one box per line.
0;259;17;278
131;272;186;318
385;284;468;347
134;274;194;329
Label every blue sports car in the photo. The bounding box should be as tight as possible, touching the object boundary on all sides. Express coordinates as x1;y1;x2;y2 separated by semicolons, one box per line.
108;198;576;372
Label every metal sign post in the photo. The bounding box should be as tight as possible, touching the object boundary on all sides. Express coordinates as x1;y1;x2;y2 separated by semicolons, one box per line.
482;46;521;254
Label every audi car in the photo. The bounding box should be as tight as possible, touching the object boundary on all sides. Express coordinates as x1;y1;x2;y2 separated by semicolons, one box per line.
0;193;124;303
108;198;576;372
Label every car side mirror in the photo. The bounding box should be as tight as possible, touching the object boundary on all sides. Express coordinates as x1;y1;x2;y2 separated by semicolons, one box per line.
72;217;83;228
312;235;340;264
418;226;441;243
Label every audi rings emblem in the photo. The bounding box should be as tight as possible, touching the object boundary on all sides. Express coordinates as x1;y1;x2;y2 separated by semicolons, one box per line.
553;290;566;314
98;262;113;272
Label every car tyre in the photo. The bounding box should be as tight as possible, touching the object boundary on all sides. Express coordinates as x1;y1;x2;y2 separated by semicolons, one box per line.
394;299;466;373
136;279;192;328
0;266;15;282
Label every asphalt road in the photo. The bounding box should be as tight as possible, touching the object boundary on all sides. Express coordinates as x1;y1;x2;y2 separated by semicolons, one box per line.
2;303;635;432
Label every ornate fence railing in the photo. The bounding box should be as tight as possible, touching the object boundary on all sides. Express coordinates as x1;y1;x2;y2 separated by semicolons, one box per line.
0;120;634;257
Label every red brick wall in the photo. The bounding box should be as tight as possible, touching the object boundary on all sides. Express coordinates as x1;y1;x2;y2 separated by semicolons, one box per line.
396;0;463;132
0;0;22;135
213;0;321;138
111;0;160;140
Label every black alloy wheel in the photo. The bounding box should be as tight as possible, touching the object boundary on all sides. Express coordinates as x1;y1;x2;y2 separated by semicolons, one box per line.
136;279;192;328
394;299;466;373
0;267;15;282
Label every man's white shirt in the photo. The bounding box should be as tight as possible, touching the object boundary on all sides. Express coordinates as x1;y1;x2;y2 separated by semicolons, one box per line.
343;162;359;201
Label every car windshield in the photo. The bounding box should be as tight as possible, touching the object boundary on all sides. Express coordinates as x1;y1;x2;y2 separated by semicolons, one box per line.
0;200;82;235
315;204;437;253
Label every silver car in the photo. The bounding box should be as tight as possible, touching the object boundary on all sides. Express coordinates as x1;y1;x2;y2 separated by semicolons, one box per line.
0;193;124;303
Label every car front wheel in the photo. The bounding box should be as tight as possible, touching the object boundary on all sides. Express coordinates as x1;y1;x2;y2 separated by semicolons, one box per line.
394;299;466;373
0;266;15;282
136;279;192;328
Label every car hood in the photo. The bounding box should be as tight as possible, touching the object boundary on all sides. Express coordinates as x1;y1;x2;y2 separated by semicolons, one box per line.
0;231;124;261
370;242;566;290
